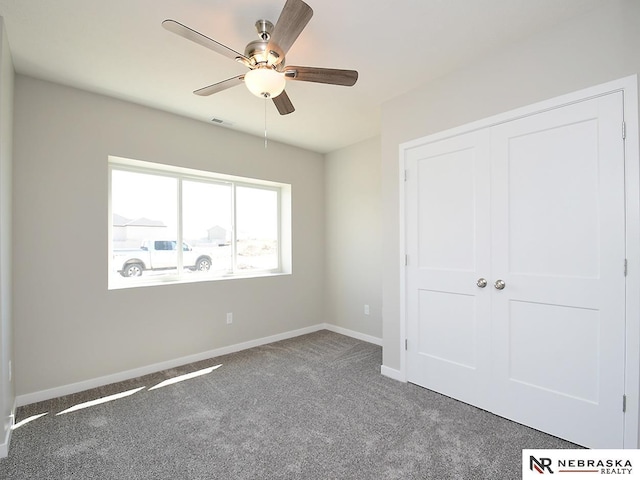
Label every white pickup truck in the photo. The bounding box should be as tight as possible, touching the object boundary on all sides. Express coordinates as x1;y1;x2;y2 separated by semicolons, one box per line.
114;240;213;277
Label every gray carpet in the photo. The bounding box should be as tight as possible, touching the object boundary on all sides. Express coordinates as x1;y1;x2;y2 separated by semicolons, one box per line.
0;330;576;479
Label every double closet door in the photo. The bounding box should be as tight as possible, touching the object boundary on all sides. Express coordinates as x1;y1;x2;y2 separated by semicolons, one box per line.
405;92;626;448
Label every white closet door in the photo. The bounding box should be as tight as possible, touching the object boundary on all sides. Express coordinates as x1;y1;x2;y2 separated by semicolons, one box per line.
490;92;626;448
405;91;626;448
405;130;492;410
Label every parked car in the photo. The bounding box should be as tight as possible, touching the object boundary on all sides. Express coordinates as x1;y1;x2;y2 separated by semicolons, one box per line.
114;240;213;277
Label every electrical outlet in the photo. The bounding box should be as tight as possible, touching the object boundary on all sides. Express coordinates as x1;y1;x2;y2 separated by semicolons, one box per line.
226;312;233;324
364;304;370;315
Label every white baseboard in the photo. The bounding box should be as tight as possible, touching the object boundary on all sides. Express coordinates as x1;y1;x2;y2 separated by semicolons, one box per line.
0;399;15;458
381;365;405;382
323;324;382;346
16;323;382;407
0;429;7;459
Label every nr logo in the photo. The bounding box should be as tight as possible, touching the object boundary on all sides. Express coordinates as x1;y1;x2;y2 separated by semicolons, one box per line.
530;456;554;474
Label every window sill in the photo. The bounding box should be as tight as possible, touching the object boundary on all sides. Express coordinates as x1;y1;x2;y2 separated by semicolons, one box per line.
108;270;291;290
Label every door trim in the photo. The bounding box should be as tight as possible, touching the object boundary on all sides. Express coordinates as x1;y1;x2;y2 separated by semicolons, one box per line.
399;75;639;448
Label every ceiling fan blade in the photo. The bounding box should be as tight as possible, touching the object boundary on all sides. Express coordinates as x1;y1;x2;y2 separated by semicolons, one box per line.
267;0;313;63
273;91;295;115
194;75;245;96
284;66;358;86
162;19;250;63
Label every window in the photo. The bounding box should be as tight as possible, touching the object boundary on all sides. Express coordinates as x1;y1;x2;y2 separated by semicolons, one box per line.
108;157;290;289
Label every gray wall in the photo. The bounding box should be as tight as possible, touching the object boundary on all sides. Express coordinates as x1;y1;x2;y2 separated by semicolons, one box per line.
0;18;14;456
325;137;381;340
380;0;640;371
13;76;325;397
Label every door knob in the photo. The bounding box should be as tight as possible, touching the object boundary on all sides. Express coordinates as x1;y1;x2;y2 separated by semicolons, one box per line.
494;279;506;290
477;278;487;288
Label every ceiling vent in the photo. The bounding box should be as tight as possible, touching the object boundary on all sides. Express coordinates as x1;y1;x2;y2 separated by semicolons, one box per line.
211;117;234;127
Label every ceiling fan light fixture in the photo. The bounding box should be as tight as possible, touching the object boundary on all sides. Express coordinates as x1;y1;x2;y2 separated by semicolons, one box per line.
244;67;286;98
164;0;357;115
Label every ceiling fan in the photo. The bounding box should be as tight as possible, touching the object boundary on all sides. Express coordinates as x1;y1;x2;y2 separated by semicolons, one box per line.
162;0;358;115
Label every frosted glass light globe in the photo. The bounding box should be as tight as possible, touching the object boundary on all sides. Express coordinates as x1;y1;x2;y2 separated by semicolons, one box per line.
244;67;286;98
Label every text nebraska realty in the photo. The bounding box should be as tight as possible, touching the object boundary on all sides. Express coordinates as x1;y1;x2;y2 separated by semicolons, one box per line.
561;458;632;475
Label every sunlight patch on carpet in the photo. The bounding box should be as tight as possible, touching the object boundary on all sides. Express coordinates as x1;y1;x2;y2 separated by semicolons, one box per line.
56;387;146;415
148;364;222;391
12;412;49;430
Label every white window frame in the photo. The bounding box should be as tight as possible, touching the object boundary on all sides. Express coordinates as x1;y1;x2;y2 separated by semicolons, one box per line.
108;156;291;289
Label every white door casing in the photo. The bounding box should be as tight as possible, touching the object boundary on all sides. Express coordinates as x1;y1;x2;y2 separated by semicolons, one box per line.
401;77;637;448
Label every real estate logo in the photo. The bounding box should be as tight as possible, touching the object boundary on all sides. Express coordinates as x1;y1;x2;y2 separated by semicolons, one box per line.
522;450;640;479
530;455;554;474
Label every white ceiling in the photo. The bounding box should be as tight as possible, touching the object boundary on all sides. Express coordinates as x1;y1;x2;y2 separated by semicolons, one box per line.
0;0;606;153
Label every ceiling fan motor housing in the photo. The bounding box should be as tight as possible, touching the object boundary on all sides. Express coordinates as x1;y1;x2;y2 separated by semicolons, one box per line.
245;20;285;67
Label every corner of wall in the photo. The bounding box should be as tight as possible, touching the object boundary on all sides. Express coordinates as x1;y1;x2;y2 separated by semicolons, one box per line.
0;15;15;460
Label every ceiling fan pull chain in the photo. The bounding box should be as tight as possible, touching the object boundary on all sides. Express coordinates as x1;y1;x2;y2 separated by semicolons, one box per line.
264;96;268;149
